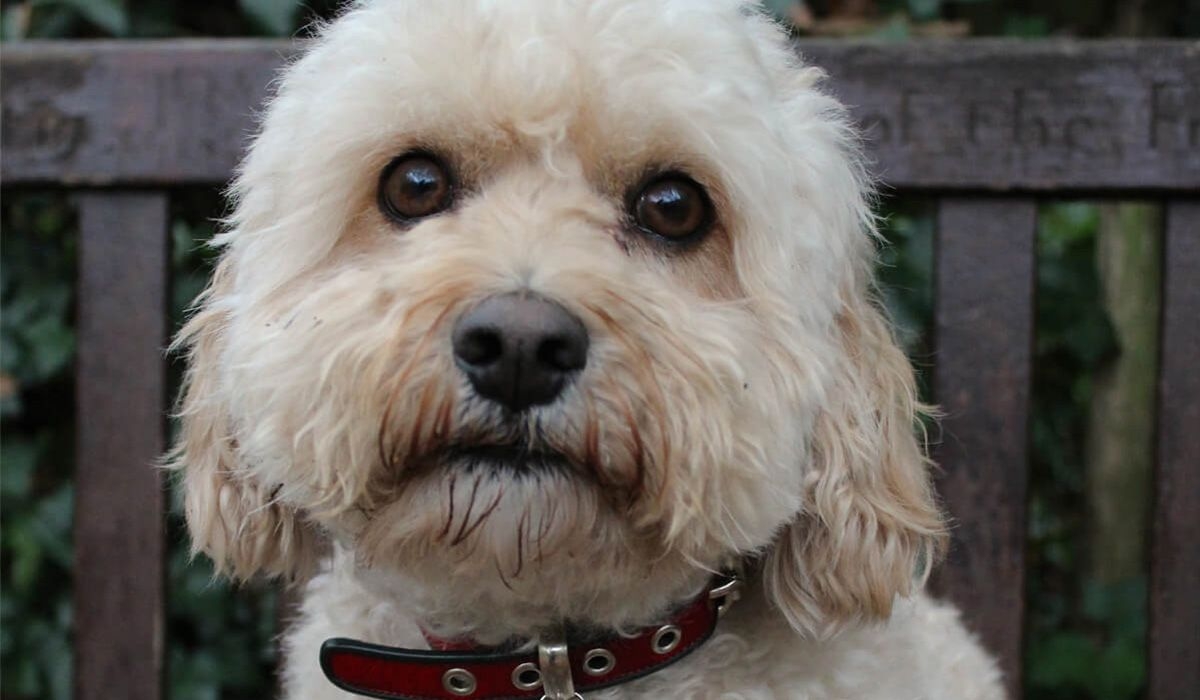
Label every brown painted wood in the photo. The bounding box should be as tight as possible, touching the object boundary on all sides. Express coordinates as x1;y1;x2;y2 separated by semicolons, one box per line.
2;40;284;186
1148;199;1200;700
73;192;169;700
2;40;1198;190
931;197;1036;698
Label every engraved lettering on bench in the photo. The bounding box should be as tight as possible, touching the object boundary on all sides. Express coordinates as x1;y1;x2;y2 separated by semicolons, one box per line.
858;86;1126;157
1150;82;1200;150
0;100;86;162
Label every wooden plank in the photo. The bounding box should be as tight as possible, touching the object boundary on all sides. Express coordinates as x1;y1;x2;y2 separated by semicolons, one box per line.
1148;199;1200;700
931;197;1036;698
2;40;1198;190
2;40;284;186
73;192;169;700
802;40;1199;192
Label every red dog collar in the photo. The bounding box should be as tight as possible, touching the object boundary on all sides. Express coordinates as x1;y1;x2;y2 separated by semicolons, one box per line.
321;576;742;700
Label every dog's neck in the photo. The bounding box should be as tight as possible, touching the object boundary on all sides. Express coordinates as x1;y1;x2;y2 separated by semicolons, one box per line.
339;546;718;648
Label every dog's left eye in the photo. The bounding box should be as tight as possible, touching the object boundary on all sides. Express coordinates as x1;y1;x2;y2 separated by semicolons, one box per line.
632;174;713;242
378;152;454;223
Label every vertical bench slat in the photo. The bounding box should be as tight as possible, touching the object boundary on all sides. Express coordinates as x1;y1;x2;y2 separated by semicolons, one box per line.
1149;199;1200;700
74;192;169;700
932;197;1036;698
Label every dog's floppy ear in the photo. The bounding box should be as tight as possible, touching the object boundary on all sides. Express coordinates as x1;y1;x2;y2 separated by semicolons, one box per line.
762;289;946;637
169;261;319;581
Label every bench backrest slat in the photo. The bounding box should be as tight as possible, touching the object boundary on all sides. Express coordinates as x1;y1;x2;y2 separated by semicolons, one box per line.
1149;198;1200;700
72;192;169;700
931;197;1037;699
3;41;1198;191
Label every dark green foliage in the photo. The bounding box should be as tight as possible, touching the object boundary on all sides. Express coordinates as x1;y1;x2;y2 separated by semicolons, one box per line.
0;0;343;39
1025;203;1147;700
0;191;281;700
875;199;936;359
2;194;78;700
165;191;282;700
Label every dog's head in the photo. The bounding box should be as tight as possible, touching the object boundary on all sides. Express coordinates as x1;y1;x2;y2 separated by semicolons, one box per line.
172;0;944;638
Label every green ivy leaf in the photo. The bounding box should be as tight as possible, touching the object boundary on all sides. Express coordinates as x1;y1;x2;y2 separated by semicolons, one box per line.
22;316;75;382
32;0;130;36
0;439;38;500
1028;631;1097;688
239;0;299;36
1003;13;1051;38
871;14;912;40
8;519;44;595
29;486;74;568
907;0;942;21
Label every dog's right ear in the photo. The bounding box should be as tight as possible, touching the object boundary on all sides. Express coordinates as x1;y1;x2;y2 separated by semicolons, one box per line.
761;290;946;638
169;261;319;581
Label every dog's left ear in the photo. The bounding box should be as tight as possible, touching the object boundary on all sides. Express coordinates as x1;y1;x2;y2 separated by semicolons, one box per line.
762;289;946;637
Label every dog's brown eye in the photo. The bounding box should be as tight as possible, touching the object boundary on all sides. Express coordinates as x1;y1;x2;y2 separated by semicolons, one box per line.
378;153;453;222
633;175;712;241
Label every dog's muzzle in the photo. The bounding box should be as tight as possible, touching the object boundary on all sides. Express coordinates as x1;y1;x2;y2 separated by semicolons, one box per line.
319;574;743;700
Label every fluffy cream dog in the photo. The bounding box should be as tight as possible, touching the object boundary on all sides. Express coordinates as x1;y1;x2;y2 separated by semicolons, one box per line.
172;0;1006;697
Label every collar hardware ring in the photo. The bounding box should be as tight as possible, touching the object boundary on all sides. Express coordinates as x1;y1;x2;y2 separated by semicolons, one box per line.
512;662;543;691
651;624;682;654
442;668;476;697
582;648;616;676
708;575;744;618
537;629;577;700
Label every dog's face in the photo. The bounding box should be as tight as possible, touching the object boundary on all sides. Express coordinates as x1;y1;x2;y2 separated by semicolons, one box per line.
175;0;943;638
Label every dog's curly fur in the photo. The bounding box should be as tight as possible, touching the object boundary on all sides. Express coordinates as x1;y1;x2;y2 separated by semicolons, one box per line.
171;1;1006;697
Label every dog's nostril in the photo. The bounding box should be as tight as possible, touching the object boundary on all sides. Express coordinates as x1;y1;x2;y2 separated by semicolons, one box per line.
455;327;503;367
452;292;589;412
537;335;586;372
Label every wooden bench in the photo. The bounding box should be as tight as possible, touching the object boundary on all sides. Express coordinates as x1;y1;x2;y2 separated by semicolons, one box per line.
2;39;1196;700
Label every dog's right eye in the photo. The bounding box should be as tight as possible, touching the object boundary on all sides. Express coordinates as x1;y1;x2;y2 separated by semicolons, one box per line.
631;173;713;244
378;152;454;223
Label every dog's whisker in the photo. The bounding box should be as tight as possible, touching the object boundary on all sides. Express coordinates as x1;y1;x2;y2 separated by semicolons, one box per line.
451;486;504;547
436;473;458;542
449;473;483;547
493;558;515;592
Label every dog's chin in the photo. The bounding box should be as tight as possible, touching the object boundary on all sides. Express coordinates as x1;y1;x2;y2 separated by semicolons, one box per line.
356;442;639;574
348;432;724;626
340;431;735;635
352;479;710;638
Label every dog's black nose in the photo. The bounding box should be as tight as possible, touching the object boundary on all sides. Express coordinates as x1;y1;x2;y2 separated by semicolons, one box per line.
452;292;588;411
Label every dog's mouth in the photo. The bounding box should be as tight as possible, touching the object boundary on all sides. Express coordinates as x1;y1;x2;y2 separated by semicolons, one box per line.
432;441;576;476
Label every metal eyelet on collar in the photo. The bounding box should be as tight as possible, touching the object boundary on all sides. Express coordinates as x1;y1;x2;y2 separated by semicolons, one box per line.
582;648;616;676
512;662;542;691
442;668;476;696
651;624;682;654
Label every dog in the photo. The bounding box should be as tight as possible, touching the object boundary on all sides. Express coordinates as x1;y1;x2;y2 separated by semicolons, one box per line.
171;1;1006;697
